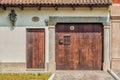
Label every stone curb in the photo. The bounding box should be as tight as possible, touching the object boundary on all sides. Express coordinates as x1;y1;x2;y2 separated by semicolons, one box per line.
108;70;120;80
48;73;55;80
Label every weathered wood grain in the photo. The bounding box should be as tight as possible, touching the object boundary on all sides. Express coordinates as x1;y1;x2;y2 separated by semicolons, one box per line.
26;29;45;69
56;23;103;70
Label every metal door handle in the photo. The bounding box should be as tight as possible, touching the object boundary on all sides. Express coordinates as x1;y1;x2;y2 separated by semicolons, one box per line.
59;39;64;44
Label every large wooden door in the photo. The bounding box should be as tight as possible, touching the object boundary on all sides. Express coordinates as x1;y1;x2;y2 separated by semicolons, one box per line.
56;23;103;70
26;29;45;69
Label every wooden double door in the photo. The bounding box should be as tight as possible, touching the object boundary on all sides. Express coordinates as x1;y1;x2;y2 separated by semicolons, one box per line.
26;29;45;69
56;23;103;70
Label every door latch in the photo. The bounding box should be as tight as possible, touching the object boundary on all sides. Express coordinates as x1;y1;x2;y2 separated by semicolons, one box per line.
59;39;64;44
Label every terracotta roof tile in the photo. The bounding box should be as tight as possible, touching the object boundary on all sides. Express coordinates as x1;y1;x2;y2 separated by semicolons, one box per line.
0;0;112;5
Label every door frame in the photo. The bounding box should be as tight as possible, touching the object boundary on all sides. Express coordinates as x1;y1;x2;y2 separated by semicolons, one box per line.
26;27;49;71
48;16;110;72
26;28;45;69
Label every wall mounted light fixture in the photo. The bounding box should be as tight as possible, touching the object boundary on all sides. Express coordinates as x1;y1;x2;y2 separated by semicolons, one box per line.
9;10;17;30
44;19;49;26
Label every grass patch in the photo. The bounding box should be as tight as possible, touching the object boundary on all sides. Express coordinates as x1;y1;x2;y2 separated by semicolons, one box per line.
0;73;51;80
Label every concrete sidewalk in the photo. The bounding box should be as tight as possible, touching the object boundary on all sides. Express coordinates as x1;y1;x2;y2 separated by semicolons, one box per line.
54;71;114;80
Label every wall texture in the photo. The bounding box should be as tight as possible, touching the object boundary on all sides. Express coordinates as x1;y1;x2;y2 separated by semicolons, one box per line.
0;7;109;72
0;7;109;62
111;5;120;70
0;27;26;62
0;7;109;27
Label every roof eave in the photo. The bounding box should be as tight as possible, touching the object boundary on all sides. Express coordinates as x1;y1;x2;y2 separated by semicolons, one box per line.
0;4;111;7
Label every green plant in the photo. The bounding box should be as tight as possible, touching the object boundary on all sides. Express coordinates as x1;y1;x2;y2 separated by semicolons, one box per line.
0;73;51;80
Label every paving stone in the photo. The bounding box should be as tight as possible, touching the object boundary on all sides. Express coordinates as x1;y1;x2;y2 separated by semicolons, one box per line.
54;71;115;80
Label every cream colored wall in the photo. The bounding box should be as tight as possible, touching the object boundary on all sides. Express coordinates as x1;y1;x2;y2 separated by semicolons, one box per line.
0;27;26;62
0;7;109;27
111;22;120;58
111;5;120;70
111;21;120;70
0;27;49;63
111;6;120;16
0;7;109;62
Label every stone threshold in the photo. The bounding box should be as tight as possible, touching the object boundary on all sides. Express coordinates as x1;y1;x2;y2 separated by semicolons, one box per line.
26;69;45;71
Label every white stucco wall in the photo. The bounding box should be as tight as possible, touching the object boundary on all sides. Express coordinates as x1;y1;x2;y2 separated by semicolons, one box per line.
0;7;109;62
0;7;109;27
0;27;26;62
0;27;49;63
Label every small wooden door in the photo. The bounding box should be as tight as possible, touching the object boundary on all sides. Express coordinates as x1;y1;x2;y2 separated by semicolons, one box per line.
26;29;45;69
56;23;103;70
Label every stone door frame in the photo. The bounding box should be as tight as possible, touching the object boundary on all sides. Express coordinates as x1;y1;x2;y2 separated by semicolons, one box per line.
47;16;110;72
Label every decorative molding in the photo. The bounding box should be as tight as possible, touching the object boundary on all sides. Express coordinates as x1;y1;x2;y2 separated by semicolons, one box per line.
32;16;40;22
111;16;120;20
103;22;110;26
104;26;110;29
48;23;56;26
48;16;109;26
111;20;120;22
48;26;55;28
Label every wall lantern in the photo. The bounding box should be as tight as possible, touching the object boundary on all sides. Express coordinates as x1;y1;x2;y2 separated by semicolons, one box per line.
44;19;49;26
9;10;17;30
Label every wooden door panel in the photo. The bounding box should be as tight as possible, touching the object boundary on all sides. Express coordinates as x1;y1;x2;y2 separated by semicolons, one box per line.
70;33;79;69
26;31;33;68
64;33;79;70
79;33;102;70
27;29;45;69
33;32;39;68
56;32;65;70
94;33;102;69
56;23;103;70
79;33;84;69
38;32;45;68
79;33;95;69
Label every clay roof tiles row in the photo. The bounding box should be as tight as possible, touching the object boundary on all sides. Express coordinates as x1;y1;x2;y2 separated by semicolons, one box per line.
0;0;111;5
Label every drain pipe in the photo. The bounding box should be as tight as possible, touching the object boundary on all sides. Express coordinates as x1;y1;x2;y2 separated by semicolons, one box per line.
108;70;120;80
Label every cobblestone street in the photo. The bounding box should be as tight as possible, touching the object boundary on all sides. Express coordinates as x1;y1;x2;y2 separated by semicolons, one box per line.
54;71;114;80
